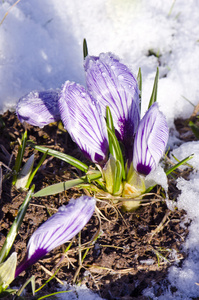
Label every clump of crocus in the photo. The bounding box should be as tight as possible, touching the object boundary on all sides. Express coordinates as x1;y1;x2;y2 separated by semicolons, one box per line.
15;195;96;277
16;52;169;211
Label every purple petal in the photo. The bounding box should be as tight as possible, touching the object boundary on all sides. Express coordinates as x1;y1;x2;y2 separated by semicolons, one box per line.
15;196;96;277
16;89;61;127
133;103;169;175
84;53;140;155
59;81;109;164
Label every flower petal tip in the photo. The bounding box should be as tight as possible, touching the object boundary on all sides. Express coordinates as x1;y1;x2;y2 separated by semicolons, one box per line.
16;89;61;127
85;53;140;148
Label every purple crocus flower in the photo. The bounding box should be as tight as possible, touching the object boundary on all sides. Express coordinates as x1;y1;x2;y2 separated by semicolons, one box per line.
133;102;169;176
16;89;61;127
59;53;168;173
84;53;140;155
16;52;169;179
15;195;96;277
59;81;109;164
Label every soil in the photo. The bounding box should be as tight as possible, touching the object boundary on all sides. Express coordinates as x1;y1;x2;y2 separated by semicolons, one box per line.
0;111;196;300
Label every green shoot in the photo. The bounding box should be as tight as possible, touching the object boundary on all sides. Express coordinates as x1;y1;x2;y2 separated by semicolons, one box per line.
16;275;35;297
189;121;199;140
166;154;194;176
30;143;89;173
12;130;27;185
148;67;159;109
33;171;102;197
137;67;142;111
83;38;88;59
25;151;48;189
0;185;34;263
0;253;17;293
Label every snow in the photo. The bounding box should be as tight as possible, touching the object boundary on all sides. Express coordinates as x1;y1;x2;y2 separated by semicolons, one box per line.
1;0;199;299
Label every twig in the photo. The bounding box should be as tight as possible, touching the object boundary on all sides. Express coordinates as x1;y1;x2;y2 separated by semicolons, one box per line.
39;265;63;285
0;0;22;26
148;210;171;244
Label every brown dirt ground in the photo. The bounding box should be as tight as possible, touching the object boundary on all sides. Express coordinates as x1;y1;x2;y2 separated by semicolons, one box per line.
0;111;197;299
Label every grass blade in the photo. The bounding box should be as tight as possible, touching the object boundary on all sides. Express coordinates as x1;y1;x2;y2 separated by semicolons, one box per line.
0;185;35;263
113;160;123;195
30;144;89;173
12;130;27;185
83;38;88;59
166;154;194;175
25;151;48;189
189;121;199;139
106;126;125;180
137;67;142;111
34;171;102;197
106;106;116;157
15;154;34;189
148;67;159;109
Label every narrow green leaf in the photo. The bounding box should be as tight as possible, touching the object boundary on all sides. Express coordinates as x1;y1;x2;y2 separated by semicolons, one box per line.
137;67;142;111
106;106;116;157
113;160;123;195
25;151;48;189
166;154;194;176
145;154;194;194
15;154;35;190
106;106;115;132
106;126;125;180
189;121;199;140
34;171;102;197
30;144;88;173
17;275;35;297
0;185;34;263
148;67;159;109
12;130;28;185
37;291;72;300
83;38;88;59
0;253;17;293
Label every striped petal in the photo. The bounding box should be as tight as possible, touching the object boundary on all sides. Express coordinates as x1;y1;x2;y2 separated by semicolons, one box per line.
16;89;61;127
59;81;109;164
85;53;140;157
15;196;96;277
133;103;169;175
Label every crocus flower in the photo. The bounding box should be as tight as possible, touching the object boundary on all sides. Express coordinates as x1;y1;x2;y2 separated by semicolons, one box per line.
15;195;96;277
59;53;140;163
133;102;169;176
59;53;168;174
16;52;169;208
16;89;61;127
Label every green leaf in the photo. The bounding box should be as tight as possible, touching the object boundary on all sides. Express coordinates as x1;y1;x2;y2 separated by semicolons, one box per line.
83;38;88;59
0;253;17;293
0;185;34;264
189;121;199;139
25;151;48;189
106;106;116;157
106;106;115;132
113;159;123;195
148;67;159;109
12;130;28;185
17;275;35;297
106;126;125;180
166;154;194;176
137;67;142;111
30;144;89;173
105;106;125;181
33;171;102;197
15;154;35;190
